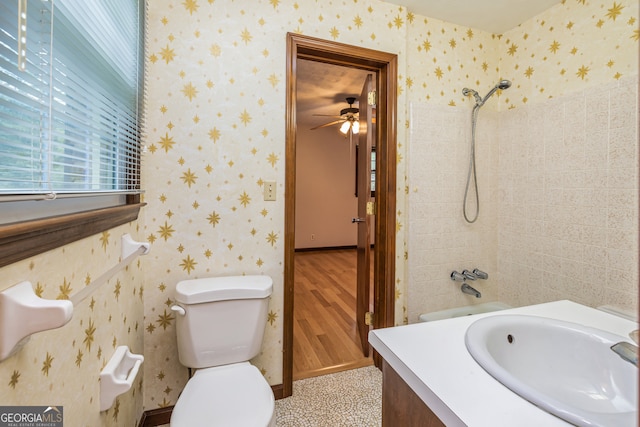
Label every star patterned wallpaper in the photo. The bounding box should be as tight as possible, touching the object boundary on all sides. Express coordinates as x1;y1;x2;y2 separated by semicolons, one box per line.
142;0;410;409
0;0;636;424
406;0;638;108
0;223;144;425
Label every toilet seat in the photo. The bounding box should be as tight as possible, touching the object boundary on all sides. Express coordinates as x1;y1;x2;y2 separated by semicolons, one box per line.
170;362;275;427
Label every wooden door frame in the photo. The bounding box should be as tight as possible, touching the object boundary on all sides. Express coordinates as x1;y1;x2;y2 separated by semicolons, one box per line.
283;33;397;398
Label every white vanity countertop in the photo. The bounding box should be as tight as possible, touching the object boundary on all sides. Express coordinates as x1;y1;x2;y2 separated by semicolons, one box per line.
368;300;638;427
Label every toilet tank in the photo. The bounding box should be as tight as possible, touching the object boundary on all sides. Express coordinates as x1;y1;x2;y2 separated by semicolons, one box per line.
173;275;273;369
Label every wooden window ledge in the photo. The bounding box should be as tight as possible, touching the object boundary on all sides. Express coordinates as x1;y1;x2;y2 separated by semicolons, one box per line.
0;203;145;269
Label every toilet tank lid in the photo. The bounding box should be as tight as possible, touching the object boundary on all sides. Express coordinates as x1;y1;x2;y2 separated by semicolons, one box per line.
175;275;273;304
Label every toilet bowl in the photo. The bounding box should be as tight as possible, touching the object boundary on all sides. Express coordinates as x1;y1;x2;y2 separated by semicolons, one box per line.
170;275;275;426
170;363;275;426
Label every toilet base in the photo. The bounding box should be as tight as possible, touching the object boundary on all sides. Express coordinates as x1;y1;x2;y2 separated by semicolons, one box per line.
170;362;275;427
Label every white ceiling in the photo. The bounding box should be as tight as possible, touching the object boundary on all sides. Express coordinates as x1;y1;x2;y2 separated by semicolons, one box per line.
298;0;563;128
384;0;561;34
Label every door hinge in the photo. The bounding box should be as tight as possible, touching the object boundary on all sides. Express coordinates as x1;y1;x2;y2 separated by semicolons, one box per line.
367;90;376;106
365;311;374;326
366;201;375;215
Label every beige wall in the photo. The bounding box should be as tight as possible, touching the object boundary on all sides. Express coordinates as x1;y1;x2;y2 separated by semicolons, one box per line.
295;126;358;249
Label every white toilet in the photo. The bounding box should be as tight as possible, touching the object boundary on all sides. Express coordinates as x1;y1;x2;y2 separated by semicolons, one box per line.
170;275;275;427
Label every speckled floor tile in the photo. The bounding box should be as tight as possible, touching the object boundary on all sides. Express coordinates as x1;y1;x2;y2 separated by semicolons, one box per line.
275;366;382;427
158;366;382;426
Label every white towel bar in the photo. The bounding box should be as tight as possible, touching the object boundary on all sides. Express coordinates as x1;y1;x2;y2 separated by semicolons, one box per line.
70;234;149;306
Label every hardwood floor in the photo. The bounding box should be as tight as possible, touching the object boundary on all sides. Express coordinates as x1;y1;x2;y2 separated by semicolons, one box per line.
293;249;373;380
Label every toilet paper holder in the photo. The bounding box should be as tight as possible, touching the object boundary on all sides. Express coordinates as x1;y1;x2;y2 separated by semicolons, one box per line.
100;345;144;411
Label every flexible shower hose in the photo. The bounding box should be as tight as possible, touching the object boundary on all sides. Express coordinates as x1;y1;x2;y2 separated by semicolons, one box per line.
463;105;481;223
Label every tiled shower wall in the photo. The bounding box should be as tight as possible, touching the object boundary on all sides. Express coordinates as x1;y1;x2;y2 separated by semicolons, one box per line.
408;76;638;323
407;103;500;323
498;76;639;311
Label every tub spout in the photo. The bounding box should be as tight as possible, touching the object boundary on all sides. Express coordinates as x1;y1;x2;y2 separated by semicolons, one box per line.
461;283;481;298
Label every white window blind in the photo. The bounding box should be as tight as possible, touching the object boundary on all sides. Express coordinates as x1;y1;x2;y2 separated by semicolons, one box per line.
0;0;144;202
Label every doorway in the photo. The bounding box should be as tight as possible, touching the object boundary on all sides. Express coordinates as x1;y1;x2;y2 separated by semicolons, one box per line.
293;59;372;380
283;33;398;398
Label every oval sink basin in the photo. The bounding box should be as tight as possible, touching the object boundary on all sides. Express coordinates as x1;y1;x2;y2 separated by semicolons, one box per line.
465;315;638;427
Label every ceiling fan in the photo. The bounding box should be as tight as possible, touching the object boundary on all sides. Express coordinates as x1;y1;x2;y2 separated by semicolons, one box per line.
310;97;360;135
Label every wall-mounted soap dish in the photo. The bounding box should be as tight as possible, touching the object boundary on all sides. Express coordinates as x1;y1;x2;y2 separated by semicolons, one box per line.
100;346;144;411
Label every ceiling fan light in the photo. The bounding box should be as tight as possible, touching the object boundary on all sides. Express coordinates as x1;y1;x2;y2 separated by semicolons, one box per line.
352;120;360;134
339;121;351;134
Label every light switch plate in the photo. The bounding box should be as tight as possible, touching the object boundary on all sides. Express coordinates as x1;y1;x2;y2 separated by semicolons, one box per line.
264;181;276;201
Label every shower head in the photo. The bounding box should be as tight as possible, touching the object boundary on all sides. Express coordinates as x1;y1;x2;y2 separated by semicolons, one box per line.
497;80;512;90
478;79;512;106
463;80;511;107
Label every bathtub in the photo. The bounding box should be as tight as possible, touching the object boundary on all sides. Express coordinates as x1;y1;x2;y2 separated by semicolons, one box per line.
418;302;511;322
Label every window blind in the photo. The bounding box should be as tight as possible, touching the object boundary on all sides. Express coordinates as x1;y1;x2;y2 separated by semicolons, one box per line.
0;0;144;200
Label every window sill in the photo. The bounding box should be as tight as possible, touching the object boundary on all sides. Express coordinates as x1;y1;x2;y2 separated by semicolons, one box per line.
0;202;145;269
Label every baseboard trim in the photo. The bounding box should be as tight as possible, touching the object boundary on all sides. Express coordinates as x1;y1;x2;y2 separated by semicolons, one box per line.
295;245;356;252
295;244;374;252
272;383;285;400
294;357;374;381
138;384;286;426
138;406;173;427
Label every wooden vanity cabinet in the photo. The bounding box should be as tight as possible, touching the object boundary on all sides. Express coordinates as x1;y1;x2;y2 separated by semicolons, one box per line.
382;360;446;427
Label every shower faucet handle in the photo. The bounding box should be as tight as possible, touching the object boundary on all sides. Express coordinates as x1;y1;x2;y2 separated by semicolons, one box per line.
472;269;489;280
450;271;466;282
461;270;478;280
